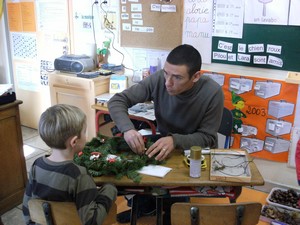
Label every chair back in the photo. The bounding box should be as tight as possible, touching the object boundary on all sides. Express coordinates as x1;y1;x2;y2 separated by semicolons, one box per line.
171;202;262;225
218;107;233;148
28;199;117;225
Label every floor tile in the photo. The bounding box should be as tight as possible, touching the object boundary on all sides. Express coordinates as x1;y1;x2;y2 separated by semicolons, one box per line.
25;151;48;173
24;135;50;151
23;144;50;159
1;207;25;225
21;126;38;141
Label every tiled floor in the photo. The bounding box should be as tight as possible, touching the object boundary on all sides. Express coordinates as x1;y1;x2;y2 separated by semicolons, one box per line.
1;126;273;225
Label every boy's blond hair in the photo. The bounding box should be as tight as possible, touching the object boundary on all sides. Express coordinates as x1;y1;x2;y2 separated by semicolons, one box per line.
39;104;86;149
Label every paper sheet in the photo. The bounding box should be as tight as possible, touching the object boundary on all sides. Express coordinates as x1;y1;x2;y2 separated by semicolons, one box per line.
138;165;172;178
0;84;13;96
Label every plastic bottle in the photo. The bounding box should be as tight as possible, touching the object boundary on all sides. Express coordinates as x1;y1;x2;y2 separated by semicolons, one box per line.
190;146;202;178
149;58;158;75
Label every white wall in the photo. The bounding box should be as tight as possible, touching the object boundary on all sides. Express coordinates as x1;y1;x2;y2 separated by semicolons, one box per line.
0;5;12;84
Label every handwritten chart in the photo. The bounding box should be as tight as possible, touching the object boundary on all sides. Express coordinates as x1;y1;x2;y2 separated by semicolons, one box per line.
182;0;213;63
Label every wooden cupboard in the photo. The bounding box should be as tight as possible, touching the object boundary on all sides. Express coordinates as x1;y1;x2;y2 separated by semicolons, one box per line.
0;100;27;215
48;72;110;141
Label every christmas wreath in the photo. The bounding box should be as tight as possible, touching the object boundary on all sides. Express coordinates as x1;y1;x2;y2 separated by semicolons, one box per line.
74;133;162;183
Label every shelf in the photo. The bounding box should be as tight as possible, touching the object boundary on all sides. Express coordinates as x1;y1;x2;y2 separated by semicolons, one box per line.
286;71;300;84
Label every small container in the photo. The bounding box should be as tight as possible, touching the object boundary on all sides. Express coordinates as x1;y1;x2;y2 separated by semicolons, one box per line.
149;58;158;75
142;68;150;79
190;146;202;178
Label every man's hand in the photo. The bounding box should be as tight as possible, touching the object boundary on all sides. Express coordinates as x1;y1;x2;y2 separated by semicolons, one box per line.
123;130;145;155
145;136;174;161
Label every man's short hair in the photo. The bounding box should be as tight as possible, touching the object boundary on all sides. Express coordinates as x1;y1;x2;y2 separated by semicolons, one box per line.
39;104;86;149
166;44;202;78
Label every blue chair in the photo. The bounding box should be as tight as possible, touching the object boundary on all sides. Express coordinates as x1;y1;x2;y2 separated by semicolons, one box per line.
218;107;233;149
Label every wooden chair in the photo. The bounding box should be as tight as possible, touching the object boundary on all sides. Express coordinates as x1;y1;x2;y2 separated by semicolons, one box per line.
28;199;117;225
171;202;262;225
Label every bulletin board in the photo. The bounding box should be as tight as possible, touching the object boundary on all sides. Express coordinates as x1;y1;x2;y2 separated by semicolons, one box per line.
202;70;299;163
212;24;300;72
119;0;183;50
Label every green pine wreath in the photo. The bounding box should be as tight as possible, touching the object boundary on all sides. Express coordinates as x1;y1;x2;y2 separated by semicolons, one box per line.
74;133;162;183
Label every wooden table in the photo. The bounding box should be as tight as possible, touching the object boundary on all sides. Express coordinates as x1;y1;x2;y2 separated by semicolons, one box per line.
93;150;264;225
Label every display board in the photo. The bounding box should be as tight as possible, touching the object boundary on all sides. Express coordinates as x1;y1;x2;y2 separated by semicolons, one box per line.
202;70;299;163
119;0;183;50
212;24;300;72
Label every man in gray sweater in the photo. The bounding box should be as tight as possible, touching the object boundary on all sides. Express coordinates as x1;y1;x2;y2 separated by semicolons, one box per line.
108;44;224;224
108;44;224;160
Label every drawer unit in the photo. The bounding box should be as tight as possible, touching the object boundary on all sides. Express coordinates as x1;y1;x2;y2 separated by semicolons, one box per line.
49;72;110;140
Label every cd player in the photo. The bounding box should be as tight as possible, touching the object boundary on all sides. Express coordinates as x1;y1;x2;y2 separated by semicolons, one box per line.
54;54;95;73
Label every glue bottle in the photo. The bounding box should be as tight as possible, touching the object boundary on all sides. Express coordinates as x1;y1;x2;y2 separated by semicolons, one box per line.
190;146;202;178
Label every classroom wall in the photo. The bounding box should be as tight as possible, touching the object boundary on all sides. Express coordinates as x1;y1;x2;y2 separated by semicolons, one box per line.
0;11;12;84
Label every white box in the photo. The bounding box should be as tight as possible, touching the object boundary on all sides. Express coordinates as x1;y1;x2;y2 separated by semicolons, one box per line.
229;77;253;94
240;137;264;153
260;205;300;225
254;81;281;99
265;119;292;136
241;124;257;136
266;187;300;213
109;75;128;93
264;137;290;153
268;100;295;118
203;72;225;86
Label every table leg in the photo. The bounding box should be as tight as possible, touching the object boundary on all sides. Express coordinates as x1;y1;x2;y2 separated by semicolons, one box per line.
130;195;139;225
156;197;163;225
229;186;242;203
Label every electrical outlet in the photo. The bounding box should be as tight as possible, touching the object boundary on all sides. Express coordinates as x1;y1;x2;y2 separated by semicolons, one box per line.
287;71;300;79
102;11;116;30
286;71;300;84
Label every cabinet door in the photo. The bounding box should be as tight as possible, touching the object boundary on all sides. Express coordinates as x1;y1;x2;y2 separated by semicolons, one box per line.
0;103;27;214
49;73;110;140
51;86;95;140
